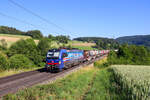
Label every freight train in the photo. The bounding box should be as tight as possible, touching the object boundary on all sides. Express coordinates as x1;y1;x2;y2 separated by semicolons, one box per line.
45;48;109;71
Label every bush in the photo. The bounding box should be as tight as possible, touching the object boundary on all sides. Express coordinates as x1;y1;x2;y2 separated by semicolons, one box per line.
8;39;42;66
0;39;7;50
9;54;35;69
107;51;117;64
37;38;51;57
95;62;110;69
26;30;43;39
94;57;109;68
108;45;150;65
0;52;9;71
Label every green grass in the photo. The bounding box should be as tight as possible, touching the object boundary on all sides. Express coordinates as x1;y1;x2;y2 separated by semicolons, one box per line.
94;57;108;68
72;45;97;50
3;59;127;100
3;66;97;100
83;68;125;100
68;40;84;44
68;40;96;50
0;34;31;38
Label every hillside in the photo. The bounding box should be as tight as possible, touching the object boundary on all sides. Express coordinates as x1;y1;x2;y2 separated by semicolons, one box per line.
0;34;95;50
0;34;39;47
73;37;119;49
116;35;150;47
73;37;116;42
0;26;43;39
69;40;96;50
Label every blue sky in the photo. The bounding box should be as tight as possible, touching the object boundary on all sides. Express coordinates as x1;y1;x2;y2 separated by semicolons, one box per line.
0;0;150;38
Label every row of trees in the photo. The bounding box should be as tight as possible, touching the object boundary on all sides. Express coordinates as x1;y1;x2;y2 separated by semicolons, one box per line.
95;40;119;49
48;34;70;44
108;44;150;65
0;26;70;43
73;37;119;49
0;26;43;39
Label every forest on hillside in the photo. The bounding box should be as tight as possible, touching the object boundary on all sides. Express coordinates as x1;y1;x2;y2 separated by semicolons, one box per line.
73;37;119;49
116;35;150;47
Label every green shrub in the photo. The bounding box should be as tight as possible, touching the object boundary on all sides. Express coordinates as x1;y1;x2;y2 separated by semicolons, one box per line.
108;45;150;65
95;62;110;69
8;39;42;66
26;30;43;39
9;54;35;69
37;38;51;57
0;52;9;71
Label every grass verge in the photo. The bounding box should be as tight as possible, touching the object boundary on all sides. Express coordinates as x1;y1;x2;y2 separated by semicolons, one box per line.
3;66;97;100
83;68;127;100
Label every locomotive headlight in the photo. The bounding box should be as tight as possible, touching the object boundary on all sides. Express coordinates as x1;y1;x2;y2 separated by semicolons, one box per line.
59;61;61;64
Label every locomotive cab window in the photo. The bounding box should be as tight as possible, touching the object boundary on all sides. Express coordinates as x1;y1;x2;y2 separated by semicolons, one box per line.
47;51;60;59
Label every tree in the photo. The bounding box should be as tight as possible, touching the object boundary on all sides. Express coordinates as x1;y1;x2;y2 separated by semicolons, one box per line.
0;26;24;35
8;39;42;66
95;40;104;49
37;38;51;57
55;35;70;44
0;39;7;50
0;52;9;70
48;34;55;40
9;54;35;69
117;44;131;58
130;46;149;64
26;30;43;39
107;51;117;64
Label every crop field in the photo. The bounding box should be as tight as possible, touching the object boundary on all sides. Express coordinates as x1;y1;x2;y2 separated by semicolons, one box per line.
70;40;95;47
0;34;31;47
111;65;150;100
0;34;31;42
0;34;94;49
0;34;38;47
49;40;96;50
68;40;96;50
71;45;97;50
0;34;31;38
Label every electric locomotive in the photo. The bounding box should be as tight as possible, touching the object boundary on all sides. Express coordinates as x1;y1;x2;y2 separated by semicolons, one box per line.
45;48;84;71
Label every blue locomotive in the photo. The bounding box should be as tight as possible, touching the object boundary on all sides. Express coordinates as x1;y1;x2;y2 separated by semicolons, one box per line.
45;48;84;71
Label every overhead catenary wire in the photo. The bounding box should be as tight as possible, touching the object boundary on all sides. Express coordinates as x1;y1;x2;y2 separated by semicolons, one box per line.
8;0;67;32
0;12;44;29
8;0;80;38
0;12;68;37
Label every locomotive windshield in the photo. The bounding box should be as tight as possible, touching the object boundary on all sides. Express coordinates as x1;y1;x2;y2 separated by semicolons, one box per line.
47;51;60;59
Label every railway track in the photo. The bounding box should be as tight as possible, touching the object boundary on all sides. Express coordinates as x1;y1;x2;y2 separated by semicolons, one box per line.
0;55;106;98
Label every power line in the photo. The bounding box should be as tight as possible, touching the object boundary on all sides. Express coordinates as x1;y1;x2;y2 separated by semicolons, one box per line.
0;12;41;28
8;0;82;38
8;0;68;33
0;11;79;38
